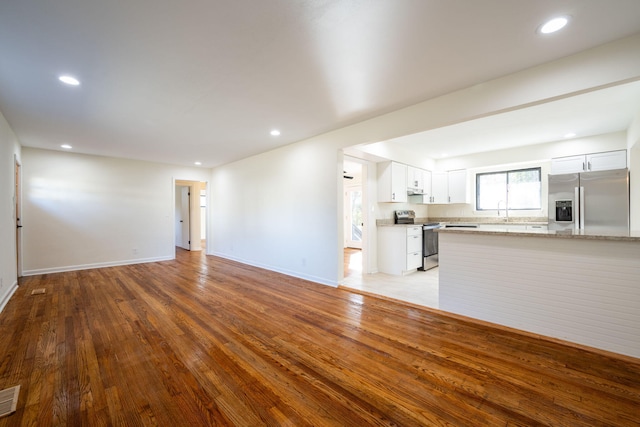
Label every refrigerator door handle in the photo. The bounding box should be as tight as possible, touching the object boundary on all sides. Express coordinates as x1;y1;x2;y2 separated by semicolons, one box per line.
579;186;585;230
574;187;580;230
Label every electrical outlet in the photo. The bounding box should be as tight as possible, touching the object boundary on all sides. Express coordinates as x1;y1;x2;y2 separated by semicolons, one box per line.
132;248;138;255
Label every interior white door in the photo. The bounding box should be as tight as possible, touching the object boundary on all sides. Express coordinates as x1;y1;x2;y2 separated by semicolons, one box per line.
178;186;190;250
345;188;363;249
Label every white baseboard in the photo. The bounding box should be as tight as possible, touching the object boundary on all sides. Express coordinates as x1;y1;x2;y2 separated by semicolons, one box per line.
210;252;339;288
21;256;173;276
0;280;18;314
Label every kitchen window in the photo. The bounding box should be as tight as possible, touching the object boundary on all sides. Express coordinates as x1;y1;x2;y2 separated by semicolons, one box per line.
476;167;541;211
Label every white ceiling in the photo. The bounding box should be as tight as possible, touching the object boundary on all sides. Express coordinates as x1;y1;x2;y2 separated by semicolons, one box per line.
389;79;640;159
1;1;640;168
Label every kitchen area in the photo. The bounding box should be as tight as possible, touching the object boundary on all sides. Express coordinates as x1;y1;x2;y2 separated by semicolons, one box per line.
341;139;640;358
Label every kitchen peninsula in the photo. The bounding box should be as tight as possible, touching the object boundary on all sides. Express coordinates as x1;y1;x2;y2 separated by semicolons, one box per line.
437;227;640;358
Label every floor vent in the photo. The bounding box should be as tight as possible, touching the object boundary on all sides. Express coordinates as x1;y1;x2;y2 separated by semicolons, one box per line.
31;289;46;296
0;385;20;418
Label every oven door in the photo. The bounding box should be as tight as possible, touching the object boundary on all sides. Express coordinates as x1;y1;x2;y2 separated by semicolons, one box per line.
423;228;438;257
419;224;440;271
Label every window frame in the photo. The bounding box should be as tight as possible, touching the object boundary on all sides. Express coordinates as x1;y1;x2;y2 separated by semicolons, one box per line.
475;167;542;211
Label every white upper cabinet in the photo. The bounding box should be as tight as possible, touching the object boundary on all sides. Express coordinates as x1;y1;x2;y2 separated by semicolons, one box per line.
551;150;627;174
448;169;469;204
550;155;585;174
429;170;468;204
422;170;432;200
586;150;627;171
377;161;407;202
431;172;448;204
378;161;467;204
407;166;424;193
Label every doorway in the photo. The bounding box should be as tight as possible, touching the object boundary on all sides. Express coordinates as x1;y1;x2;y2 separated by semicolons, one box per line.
174;180;207;253
343;158;365;277
345;188;363;249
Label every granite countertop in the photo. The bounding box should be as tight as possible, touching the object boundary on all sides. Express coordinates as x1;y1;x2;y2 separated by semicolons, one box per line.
437;226;640;242
376;217;548;227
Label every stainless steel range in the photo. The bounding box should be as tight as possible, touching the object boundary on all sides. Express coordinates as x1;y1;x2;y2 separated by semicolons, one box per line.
394;210;415;224
394;210;440;271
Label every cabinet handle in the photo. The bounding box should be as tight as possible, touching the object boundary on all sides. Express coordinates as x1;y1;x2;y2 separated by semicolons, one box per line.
588;161;592;170
583;162;585;171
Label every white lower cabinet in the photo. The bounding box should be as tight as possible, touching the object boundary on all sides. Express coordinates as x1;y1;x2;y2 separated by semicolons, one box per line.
378;225;423;275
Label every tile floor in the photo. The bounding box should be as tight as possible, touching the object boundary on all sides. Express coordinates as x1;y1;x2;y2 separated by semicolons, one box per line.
340;248;439;309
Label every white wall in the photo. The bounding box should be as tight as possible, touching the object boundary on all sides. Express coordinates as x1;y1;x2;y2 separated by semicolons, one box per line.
0;111;21;312
209;34;640;287
429;131;627;219
21;148;209;275
628;112;640;230
210;140;341;286
435;131;627;172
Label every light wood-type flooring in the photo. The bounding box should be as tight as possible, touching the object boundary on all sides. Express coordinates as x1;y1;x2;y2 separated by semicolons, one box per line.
1;248;639;426
341;248;440;308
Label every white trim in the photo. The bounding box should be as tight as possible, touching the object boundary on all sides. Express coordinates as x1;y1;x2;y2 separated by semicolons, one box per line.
210;252;339;288
0;281;18;314
14;153;22;278
21;256;173;276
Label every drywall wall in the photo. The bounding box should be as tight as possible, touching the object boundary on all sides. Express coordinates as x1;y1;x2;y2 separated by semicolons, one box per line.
428;131;627;219
434;131;627;172
21;148;209;275
209;35;640;287
210;139;341;286
0;111;20;312
629;112;640;230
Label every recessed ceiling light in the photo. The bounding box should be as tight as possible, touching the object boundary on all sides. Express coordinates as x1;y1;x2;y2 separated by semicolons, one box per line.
194;161;202;166
564;132;577;138
59;75;80;86
539;16;570;34
270;129;281;136
60;144;72;149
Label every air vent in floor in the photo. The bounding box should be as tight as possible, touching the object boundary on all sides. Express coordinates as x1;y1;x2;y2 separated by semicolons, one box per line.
31;289;46;295
0;385;20;418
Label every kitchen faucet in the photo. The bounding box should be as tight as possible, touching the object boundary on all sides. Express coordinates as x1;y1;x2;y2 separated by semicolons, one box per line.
497;200;509;222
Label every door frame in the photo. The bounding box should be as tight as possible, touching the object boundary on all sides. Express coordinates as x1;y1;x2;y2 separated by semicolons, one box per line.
344;185;363;249
14;155;22;277
173;179;208;257
341;155;373;278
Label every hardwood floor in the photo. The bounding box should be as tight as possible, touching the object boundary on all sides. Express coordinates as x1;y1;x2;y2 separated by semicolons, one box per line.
1;249;639;426
343;247;362;277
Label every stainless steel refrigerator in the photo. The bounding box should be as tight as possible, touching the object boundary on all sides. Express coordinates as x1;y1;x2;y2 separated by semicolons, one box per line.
548;168;629;232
